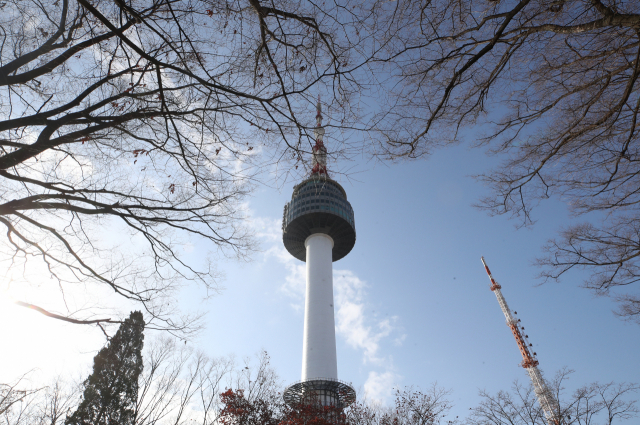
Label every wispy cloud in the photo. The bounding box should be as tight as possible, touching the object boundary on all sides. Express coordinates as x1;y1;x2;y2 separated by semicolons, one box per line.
364;370;401;405
249;215;282;243
334;270;397;365
245;213;307;310
333;270;403;404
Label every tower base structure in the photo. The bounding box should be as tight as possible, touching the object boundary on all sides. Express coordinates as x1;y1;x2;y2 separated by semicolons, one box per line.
283;378;356;409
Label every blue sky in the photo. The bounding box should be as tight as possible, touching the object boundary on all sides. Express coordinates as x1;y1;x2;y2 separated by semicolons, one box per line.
1;139;638;421
185;140;640;413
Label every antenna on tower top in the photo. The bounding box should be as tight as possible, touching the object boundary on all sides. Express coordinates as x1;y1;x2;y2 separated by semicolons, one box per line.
316;94;323;128
311;95;327;176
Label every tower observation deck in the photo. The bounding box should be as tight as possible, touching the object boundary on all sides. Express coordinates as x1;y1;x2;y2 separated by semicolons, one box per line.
282;99;356;410
282;177;356;262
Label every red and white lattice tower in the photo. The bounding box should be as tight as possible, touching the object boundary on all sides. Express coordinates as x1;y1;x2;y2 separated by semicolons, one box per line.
481;257;561;425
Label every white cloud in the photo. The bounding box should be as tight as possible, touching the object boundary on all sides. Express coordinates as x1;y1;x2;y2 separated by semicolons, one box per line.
364;370;401;405
269;242;306;306
249;215;282;243
394;334;407;346
334;270;396;365
244;210;307;306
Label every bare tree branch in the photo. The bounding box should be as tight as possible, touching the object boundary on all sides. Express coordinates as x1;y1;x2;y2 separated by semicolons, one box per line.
13;300;117;325
365;0;640;322
0;0;373;336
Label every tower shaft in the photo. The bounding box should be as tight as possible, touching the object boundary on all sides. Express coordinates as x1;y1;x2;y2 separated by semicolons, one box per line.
302;233;338;381
481;257;561;425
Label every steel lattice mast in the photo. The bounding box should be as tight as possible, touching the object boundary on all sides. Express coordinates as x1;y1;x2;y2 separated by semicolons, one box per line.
481;257;561;425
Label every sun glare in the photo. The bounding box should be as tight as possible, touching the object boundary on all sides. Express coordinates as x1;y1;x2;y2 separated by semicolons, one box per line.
0;285;102;384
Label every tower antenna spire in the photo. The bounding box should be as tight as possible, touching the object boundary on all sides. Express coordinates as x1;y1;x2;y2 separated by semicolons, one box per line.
316;94;323;128
311;96;327;176
481;257;561;425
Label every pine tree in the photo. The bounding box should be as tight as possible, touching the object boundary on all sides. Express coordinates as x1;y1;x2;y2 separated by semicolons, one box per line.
66;311;145;425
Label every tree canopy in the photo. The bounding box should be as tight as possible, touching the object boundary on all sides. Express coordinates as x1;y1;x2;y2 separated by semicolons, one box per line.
0;0;373;333
1;344;638;425
468;369;639;425
365;0;640;322
65;311;145;425
4;0;640;329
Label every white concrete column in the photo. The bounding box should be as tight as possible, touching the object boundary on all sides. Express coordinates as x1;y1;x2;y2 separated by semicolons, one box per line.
301;233;337;381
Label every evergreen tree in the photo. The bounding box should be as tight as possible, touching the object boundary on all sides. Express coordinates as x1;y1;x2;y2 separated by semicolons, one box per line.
66;311;145;425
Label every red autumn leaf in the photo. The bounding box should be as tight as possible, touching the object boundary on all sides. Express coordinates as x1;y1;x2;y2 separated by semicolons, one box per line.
132;149;149;157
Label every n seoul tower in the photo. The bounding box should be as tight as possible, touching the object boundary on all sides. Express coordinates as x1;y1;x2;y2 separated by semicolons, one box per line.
282;99;356;408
